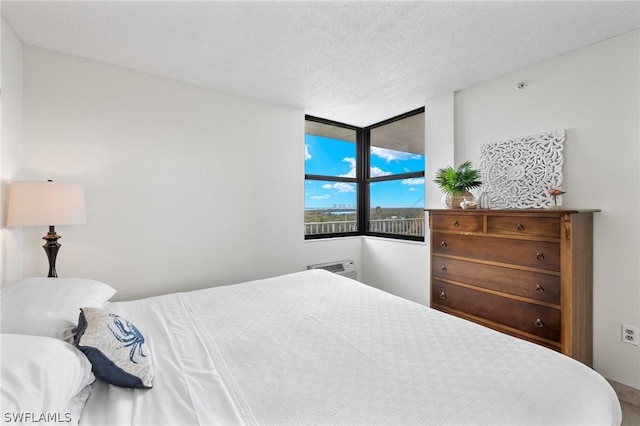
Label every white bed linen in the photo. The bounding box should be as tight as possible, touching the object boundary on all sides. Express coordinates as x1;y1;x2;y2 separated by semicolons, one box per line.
81;270;621;425
80;291;243;425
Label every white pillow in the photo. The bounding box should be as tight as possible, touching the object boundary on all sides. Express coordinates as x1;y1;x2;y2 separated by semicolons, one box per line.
1;277;116;342
1;334;95;425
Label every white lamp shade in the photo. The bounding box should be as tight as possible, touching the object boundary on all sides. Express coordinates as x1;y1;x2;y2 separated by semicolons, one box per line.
7;181;86;227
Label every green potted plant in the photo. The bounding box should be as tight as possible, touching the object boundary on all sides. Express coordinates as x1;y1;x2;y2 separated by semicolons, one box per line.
434;161;482;209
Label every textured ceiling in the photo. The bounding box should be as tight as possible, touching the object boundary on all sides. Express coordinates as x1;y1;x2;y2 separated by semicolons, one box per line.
2;1;639;126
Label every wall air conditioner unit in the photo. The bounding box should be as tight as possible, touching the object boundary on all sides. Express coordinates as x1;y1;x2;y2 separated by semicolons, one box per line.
307;259;357;280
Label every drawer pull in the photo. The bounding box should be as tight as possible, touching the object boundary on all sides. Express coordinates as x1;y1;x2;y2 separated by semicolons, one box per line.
535;284;544;293
440;241;448;248
534;319;544;328
516;223;525;231
440;291;447;300
440;266;447;272
453;220;460;227
536;252;545;261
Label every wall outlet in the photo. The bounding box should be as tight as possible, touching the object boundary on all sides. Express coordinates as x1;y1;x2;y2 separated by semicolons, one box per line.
622;324;639;346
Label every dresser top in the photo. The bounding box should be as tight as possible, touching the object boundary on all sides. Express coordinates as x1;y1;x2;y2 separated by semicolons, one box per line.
425;208;600;214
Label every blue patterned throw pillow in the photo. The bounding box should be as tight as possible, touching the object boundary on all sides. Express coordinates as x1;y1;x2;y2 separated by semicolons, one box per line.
74;307;152;388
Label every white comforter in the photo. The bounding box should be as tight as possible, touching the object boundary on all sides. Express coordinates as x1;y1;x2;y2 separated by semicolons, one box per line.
81;270;621;425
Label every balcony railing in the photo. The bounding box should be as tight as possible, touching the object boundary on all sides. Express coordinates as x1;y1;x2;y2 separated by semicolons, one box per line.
305;217;424;237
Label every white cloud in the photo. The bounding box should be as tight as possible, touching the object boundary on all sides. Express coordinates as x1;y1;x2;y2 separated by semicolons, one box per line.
402;177;425;185
372;146;422;162
305;144;311;160
338;157;393;178
311;194;331;200
318;182;357;194
339;157;356;178
370;166;392;177
333;182;356;193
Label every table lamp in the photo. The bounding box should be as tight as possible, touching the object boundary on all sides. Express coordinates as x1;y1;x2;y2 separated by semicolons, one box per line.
7;180;86;277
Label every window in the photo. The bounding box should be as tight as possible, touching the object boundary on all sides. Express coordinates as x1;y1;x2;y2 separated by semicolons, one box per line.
367;110;425;239
305;108;425;241
304;118;360;237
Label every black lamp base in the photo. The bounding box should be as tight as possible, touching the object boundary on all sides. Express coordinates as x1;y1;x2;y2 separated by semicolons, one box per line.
42;225;60;278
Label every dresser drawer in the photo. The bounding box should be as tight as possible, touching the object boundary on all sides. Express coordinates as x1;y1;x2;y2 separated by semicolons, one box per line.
432;232;560;271
431;214;482;232
487;215;560;238
432;257;560;305
432;280;561;342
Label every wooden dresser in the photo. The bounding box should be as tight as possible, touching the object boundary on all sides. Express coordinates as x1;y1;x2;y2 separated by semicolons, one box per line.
427;209;598;366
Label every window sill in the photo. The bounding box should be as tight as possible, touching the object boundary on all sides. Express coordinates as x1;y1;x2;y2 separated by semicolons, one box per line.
362;235;426;246
305;235;426;246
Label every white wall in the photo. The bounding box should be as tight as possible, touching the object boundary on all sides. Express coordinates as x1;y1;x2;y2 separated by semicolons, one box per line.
19;46;361;300
425;30;640;389
424;92;455;210
0;17;23;285
362;237;428;305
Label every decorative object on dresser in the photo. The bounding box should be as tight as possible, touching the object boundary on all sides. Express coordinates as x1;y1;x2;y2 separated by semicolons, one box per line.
6;180;86;278
434;161;482;209
479;130;565;209
548;187;566;209
427;208;599;366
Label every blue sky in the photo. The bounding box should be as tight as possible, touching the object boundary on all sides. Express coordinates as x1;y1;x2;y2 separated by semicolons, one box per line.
305;135;425;209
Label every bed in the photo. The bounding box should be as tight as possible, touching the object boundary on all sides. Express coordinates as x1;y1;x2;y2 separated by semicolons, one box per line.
1;270;622;425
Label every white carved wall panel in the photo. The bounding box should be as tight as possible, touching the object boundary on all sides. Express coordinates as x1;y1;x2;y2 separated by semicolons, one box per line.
479;130;565;209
